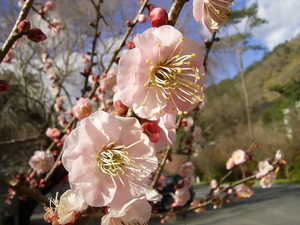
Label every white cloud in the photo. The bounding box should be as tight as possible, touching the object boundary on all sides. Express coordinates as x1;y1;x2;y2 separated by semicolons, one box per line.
248;0;300;50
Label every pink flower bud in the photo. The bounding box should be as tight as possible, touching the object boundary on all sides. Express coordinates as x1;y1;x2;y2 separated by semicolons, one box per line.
17;20;31;33
138;14;147;23
149;7;168;27
114;100;128;116
0;80;10;92
44;1;55;11
27;28;47;43
142;122;160;143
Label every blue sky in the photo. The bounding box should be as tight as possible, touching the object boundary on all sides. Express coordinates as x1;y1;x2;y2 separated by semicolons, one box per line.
231;0;300;70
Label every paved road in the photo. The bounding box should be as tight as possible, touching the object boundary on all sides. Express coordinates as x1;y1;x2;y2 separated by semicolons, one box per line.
31;184;300;225
150;184;300;225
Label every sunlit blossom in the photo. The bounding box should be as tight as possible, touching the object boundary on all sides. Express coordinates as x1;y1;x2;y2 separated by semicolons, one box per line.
193;0;234;33
114;25;205;120
46;127;61;138
72;97;92;120
62;111;158;207
44;190;86;225
231;149;248;165
29;150;55;174
260;171;277;188
256;160;274;178
101;197;152;225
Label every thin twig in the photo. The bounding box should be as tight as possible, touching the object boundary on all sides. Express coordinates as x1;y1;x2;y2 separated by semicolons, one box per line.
0;0;35;63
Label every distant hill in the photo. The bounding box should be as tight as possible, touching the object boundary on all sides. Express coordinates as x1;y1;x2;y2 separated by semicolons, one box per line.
174;35;300;180
200;34;300;138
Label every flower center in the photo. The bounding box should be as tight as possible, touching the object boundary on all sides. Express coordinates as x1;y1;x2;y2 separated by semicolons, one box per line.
98;149;134;177
97;141;145;187
143;37;203;115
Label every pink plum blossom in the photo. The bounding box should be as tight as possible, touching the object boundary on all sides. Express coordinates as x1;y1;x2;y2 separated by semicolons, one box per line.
101;197;152;225
45;127;61;138
231;149;248;165
256;160;274;178
226;157;235;170
172;187;190;207
275;149;283;160
235;185;254;198
178;161;195;177
62;111;158;207
114;25;205;120
260;171;277;188
72;97;92;120
193;0;234;33
44;190;86;225
192;126;202;142
29;150;55;174
226;149;248;169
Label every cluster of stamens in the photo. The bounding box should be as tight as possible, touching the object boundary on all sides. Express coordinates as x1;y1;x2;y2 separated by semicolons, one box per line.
143;37;203;115
97;141;144;188
204;0;234;31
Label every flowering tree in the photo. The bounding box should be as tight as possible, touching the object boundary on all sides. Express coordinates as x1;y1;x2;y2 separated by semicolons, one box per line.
0;0;287;225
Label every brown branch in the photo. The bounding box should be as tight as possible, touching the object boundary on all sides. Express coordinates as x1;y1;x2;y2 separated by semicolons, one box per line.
0;172;49;206
0;135;47;147
0;0;35;63
167;0;190;26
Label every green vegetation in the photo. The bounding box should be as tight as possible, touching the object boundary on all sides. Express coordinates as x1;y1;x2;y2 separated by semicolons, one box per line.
179;35;300;182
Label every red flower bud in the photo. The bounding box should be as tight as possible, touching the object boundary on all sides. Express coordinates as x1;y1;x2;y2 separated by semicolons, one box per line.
17;20;31;34
204;38;211;48
142;121;160;143
149;7;168;27
27;28;47;43
0;80;10;92
114;100;128;116
125;20;132;27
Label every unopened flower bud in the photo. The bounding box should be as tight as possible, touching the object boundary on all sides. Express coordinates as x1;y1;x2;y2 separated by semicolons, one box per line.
114;100;128;116
126;41;135;49
138;14;147;23
142;121;160;143
0;80;10;92
149;7;168;27
204;38;211;48
17;20;31;34
27;28;47;43
125;20;132;27
44;1;55;11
